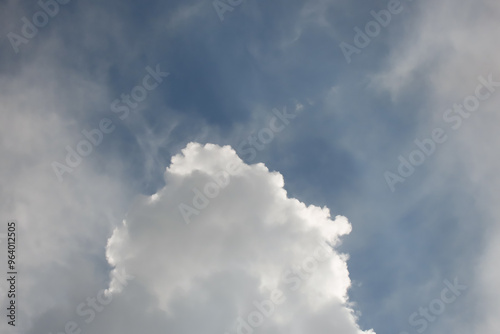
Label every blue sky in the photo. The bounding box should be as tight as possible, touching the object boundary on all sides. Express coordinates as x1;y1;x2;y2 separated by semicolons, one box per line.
1;0;499;334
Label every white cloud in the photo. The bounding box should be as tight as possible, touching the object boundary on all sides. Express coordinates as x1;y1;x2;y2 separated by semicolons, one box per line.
0;45;131;334
105;142;373;334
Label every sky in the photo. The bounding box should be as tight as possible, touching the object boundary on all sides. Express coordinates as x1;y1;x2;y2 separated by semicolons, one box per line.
0;0;499;334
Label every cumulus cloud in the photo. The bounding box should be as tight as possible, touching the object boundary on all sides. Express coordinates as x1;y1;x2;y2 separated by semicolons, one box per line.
105;142;373;334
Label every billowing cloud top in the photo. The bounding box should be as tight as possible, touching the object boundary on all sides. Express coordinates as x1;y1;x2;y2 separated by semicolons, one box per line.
106;142;373;334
